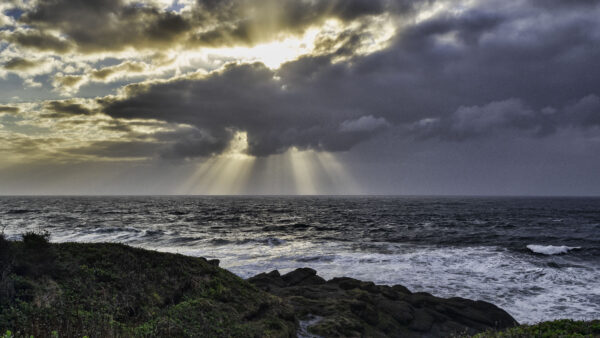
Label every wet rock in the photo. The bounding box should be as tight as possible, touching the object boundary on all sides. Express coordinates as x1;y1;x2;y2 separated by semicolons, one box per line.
380;300;414;324
247;270;286;291
328;277;363;290
281;268;325;286
409;308;434;332
248;269;518;337
207;259;220;267
380;285;401;300
392;284;412;295
350;301;379;325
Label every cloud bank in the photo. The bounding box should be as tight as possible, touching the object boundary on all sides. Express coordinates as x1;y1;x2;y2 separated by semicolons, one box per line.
1;0;600;194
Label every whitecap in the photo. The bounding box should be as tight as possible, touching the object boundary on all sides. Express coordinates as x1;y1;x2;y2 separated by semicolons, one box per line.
527;244;581;255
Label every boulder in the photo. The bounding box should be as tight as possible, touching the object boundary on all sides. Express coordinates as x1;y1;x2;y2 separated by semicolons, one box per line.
248;269;518;337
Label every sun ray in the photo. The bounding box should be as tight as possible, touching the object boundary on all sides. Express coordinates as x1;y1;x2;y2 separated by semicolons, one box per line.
315;151;361;195
288;148;319;195
178;131;257;195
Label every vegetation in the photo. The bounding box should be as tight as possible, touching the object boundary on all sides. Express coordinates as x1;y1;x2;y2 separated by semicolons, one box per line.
0;233;598;337
0;232;296;337
470;319;600;338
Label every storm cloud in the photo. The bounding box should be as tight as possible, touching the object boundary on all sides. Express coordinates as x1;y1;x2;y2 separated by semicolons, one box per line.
7;0;406;53
1;0;600;194
96;0;600;158
102;61;392;156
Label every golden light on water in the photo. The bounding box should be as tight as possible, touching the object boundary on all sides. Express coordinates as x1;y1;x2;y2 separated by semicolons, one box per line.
178;131;361;195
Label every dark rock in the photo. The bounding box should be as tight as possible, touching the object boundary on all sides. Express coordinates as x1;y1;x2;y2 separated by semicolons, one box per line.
392;284;412;294
248;269;518;337
247;270;286;291
295;274;326;286
281;267;318;286
266;269;280;277
360;281;380;294
350;301;379;325
380;285;400;300
380;300;414;324
409;308;434;332
207;259;220;267
328;277;363;290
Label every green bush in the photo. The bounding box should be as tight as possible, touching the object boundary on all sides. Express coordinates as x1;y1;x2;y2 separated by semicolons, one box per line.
14;231;57;278
21;231;51;249
0;234;15;306
0;233;10;267
472;319;600;338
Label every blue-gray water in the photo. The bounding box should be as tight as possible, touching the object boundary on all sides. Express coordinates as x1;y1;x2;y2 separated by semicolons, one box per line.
1;196;599;323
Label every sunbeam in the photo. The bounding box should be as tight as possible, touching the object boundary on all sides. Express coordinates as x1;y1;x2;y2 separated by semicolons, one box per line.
178;131;256;194
178;136;360;195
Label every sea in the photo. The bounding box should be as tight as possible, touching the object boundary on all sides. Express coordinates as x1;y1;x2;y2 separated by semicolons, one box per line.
1;196;599;324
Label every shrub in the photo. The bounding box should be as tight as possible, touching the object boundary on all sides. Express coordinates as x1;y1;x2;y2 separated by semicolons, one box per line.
15;231;56;277
0;233;9;266
22;231;51;250
0;234;15;306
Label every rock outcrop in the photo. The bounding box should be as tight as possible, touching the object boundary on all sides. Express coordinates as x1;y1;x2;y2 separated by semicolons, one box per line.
249;268;518;337
1;233;520;337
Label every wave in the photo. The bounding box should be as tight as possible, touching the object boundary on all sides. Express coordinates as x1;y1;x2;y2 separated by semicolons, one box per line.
527;244;581;255
5;209;33;214
209;237;287;246
89;227;141;234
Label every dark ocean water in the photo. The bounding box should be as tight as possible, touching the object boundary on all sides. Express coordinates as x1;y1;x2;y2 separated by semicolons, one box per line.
1;196;599;323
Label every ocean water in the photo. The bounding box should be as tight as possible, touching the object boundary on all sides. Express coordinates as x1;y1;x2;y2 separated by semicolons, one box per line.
1;196;599;323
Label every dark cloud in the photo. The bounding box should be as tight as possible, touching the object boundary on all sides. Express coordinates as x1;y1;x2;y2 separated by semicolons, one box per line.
3;57;37;71
562;94;600;127
90;62;146;80
52;75;85;92
530;0;600;9
67;140;164;158
10;0;403;53
0;105;20;113
18;0;189;52
409;99;556;141
43;100;96;118
4;30;73;52
186;0;401;48
98;0;600;159
101;61;390;157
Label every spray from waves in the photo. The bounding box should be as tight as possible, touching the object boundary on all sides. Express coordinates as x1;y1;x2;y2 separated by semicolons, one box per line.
152;240;600;324
2;196;599;324
527;244;581;255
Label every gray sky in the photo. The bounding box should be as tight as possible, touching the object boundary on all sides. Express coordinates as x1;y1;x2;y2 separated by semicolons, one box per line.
1;0;599;195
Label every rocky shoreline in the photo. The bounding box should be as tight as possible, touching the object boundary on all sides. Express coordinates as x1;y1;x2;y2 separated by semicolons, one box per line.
1;234;595;337
248;268;516;337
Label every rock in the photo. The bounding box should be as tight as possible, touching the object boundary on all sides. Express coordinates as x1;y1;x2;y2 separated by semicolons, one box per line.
281;267;322;286
247;270;286;291
207;259;220;267
328;277;363;290
380;285;401;300
350;301;379;325
296;274;326;286
392;284;412;295
409;308;434;332
248;269;518;337
380;300;414;324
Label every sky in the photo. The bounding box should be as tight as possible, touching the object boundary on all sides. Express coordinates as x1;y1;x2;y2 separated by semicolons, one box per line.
0;0;599;195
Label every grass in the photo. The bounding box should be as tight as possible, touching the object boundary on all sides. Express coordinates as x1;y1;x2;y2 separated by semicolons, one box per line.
0;232;296;337
471;319;600;338
1;232;598;337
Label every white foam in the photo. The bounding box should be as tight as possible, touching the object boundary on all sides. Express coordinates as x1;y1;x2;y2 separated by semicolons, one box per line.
152;241;600;324
527;244;581;255
7;220;598;324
